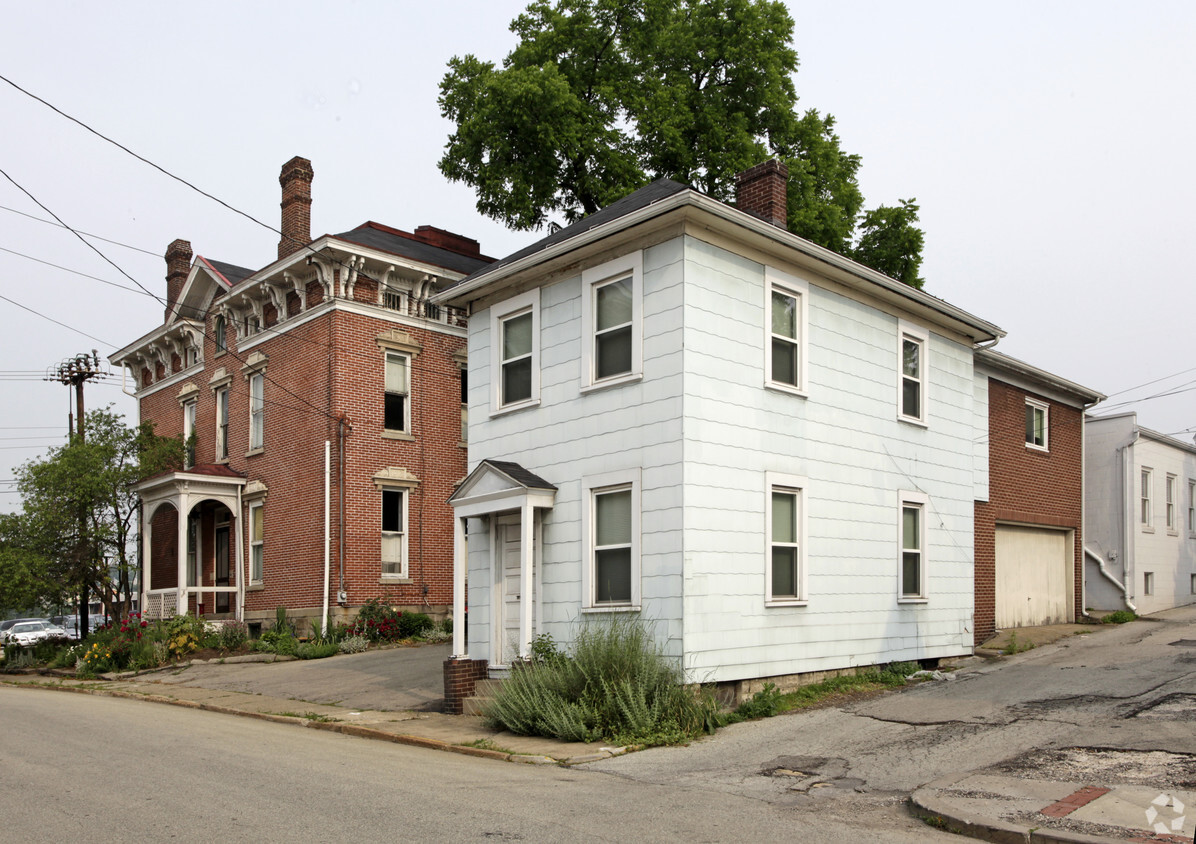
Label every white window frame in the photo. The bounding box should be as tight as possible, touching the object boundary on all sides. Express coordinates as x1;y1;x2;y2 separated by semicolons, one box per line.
1141;467;1153;529
765;472;808;606
489;289;540;414
214;315;227;355
248;372;264;452
581;468;641;611
1166;473;1178;533
764;268;809;396
580;251;643;392
1188;479;1195;536
1143;571;1154;596
898;490;929;602
248;500;264;584
897;321;928;425
186;515;200;588
1025;398;1049;451
215;387;229;461
384;350;411;434
182;399;197;469
380;487;408;580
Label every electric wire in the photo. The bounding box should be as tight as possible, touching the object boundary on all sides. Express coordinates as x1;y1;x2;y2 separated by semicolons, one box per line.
0;203;159;256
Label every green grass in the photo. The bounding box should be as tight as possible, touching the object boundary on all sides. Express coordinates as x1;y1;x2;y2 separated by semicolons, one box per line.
461;738;515;754
1102;610;1137;624
724;662;918;724
1003;631;1035;655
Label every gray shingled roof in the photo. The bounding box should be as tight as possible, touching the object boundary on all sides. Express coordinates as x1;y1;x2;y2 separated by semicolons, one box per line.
204;258;255;287
333;225;493;276
484;459;557;491
444;178;692;291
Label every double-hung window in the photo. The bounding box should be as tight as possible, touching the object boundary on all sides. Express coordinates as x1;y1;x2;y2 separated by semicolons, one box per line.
214;315;227;354
249;372;264;451
765;473;807;604
581;252;642;390
215;387;229;461
381;488;407;578
384;351;410;433
490;289;540;412
582;469;641;609
1166;474;1178;532
899;491;928;601
765;269;808;394
1141;468;1153;527
182;399;197;469
1188;480;1195;535
898;322;928;423
1025;398;1048;450
248;501;264;583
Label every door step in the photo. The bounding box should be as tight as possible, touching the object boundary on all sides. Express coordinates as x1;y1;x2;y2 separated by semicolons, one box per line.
461;678;504;716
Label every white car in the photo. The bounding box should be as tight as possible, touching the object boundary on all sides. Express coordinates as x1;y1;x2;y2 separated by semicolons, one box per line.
4;620;66;646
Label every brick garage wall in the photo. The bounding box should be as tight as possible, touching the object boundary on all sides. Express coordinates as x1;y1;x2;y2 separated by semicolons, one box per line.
975;378;1085;646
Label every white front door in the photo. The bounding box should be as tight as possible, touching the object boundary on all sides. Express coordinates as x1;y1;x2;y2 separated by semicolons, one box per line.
497;519;534;665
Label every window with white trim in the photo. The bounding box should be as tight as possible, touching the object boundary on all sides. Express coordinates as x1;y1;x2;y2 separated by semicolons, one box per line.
215;387;229;461
1166;474;1178;532
214;315;227;354
183;399;197;469
765;269;808;394
766;472;807;604
1188;480;1195;534
249;372;264;451
381;488;407;578
582;470;641;609
248;501;264;584
384;351;410;433
1025;398;1048;450
490;289;540;412
1143;571;1154;596
1140;468;1153;527
899;491;928;600
186;515;199;588
898;322;927;423
581;252;642;390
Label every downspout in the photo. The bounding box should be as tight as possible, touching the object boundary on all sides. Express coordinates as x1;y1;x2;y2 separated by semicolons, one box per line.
323;440;330;634
338;416;347;604
1123;429;1141;610
1085;546;1136;613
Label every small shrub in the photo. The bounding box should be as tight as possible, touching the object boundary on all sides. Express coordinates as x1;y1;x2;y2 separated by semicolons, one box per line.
1103;610;1137;624
296;641;339;660
443;617;453;636
338;635;369;654
216;620;249;652
418;625;451;643
2;648;38;671
1003;632;1035;655
254;630;298;655
273;606;296;636
730;682;783;722
397;611;432;639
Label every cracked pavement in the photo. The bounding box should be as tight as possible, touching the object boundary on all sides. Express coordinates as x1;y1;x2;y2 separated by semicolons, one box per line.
580;606;1196;832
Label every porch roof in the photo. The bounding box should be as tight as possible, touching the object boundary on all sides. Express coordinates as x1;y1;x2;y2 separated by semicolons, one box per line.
449;459;556;518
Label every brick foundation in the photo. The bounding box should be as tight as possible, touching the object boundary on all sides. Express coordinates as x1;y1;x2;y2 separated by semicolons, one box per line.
443;657;489;715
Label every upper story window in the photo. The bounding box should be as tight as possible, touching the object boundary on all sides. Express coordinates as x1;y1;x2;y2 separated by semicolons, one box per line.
490;289;540;413
1166;474;1178;532
214;315;227;354
765;269;808;395
581;252;643;391
182;399;197;468
215;387;229;461
244;315;261;338
898;321;927;424
1188;480;1195;535
384;351;410;433
249;372;264;451
1025;399;1048;450
1140;468;1153;528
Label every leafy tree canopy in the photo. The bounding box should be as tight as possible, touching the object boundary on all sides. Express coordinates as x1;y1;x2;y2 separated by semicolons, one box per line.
9;408;182;620
439;0;925;286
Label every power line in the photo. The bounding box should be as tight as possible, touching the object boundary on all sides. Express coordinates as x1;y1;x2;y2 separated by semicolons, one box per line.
0;245;151;296
0;203;159;256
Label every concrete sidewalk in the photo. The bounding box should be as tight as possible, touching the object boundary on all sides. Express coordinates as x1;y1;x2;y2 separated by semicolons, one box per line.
0;668;625;767
912;772;1194;843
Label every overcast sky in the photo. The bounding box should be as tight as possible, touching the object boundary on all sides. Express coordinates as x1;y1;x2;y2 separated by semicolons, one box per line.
1;1;1193;512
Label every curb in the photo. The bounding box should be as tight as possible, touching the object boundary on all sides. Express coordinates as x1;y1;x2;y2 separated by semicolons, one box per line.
0;679;612;766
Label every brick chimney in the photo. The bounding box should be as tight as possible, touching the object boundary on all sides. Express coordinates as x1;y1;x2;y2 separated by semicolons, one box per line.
164;238;193;322
278;156;314;260
735;159;789;229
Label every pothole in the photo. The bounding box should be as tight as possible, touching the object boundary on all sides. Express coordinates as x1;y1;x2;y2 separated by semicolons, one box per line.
1132;693;1196;720
991;747;1196;790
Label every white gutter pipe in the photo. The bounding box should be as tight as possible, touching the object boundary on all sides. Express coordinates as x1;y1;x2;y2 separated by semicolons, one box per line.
1084;546;1136;612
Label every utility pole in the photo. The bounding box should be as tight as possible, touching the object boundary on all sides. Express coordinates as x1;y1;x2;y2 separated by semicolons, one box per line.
46;350;103;637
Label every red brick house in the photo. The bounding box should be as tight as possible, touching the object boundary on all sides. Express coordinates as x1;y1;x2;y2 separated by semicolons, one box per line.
973;349;1103;646
110;157;491;632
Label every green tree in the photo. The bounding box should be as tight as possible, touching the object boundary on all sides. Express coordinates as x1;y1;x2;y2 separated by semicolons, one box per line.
850;199;925;289
439;0;924;285
0;514;55;612
13;408;182;622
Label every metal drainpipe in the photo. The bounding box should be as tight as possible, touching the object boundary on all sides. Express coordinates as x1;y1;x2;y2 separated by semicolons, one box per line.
339;416;347;602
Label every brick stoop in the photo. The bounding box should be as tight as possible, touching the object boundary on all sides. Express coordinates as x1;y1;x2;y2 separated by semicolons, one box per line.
461;678;503;717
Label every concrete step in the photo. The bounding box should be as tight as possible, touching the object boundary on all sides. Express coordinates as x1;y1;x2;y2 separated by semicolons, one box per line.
461;677;504;717
474;678;505;697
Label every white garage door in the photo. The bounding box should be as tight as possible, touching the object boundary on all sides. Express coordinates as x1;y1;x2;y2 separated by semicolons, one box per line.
995;525;1072;629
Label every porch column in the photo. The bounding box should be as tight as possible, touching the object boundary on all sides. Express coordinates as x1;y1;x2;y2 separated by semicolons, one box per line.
519;499;534;660
176;491;189;615
234;493;245;621
141;500;152;613
452;514;467;657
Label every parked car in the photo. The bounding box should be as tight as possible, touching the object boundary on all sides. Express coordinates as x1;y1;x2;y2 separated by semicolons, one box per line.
4;621;62;646
0;618;42;641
